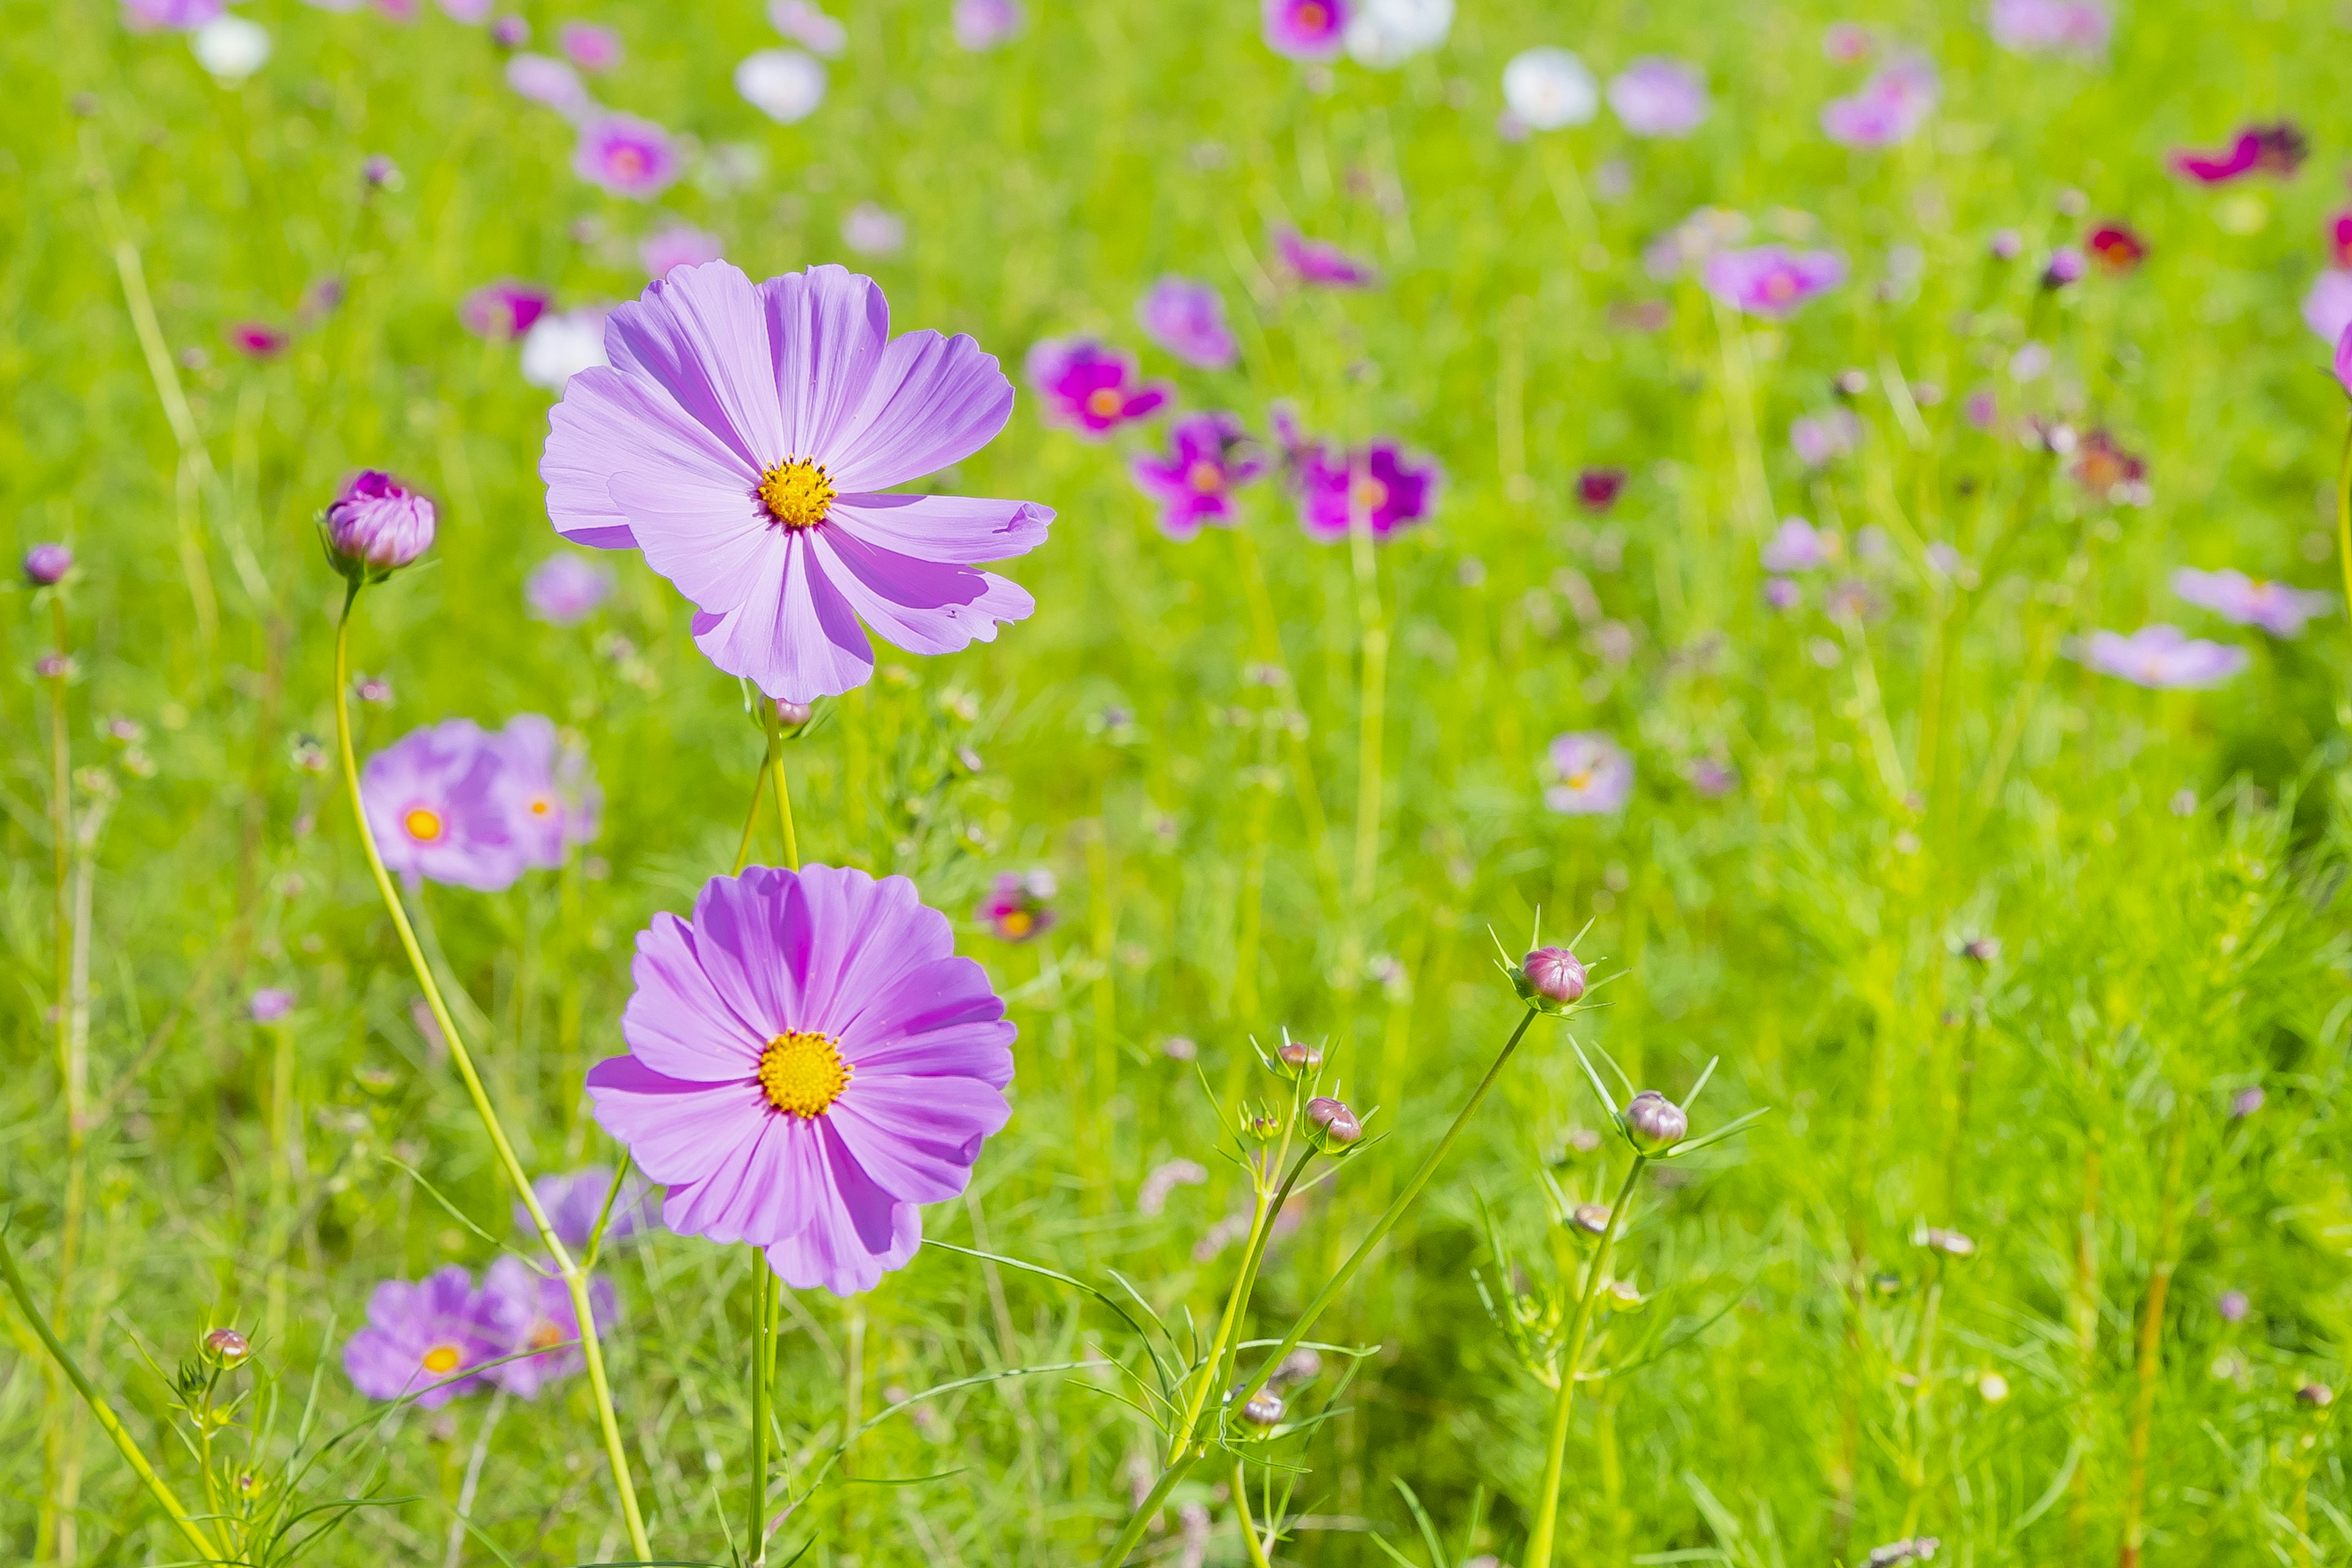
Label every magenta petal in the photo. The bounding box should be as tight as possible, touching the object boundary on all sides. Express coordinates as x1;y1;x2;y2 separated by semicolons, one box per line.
604;262;787;471
827;328;1016;491
755;265;892;459
585;1056;766;1185
810;528;1035;657
690;533;877;701
622;913;767;1079
828;492;1053;565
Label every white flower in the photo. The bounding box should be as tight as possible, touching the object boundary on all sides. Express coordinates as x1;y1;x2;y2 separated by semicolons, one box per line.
520;307;611;391
1502;46;1597;130
192;15;271;81
734;49;827;124
1344;0;1453;67
840;202;907;257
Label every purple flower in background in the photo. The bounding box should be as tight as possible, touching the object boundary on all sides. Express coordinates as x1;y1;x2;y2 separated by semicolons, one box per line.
2081;625;2248;689
1545;733;1634;815
1822;21;1871;61
361;720;524;892
494;714;597;864
461;279;554;340
1577;467;1627;513
362;153;401;189
479;1257;615;1398
574;115;678;200
2171;568;2334;639
558;20;620;70
342;1266;505;1407
585;865;1017;1296
325;470;437;576
438;0;493;20
249;987;295;1023
490;13;528;46
123;0;223;29
2042;246;2086;288
2218;1289;2251;1322
1760;517;1834;573
952;0;1022;50
2302;271;2352;347
641;223;724;278
23;544;72;587
1684;758;1738;797
526;552;616;624
2230;1085;2266;1119
769;0;845;56
227;322;289;360
506;53;594;118
1027;338;1170;436
1293;440;1441;543
542;262;1052;703
1137;277;1238;371
1791;410;1861;467
1130;413;1267;540
1275;228;1377;288
1765;577;1801;610
977;869;1055;941
1821;53;1938;147
841;202;907;257
2172;123;2307;184
1989;0;2110;54
1607;58;1709;137
519;1166;657;1249
1263;0;1349;61
1703;246;1846;318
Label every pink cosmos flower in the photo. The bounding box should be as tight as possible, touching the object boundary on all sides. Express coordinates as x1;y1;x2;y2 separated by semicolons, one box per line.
2304;271;2352;347
1791;410;1861;467
2087;223;2146;273
227;322;288;360
952;0;1022;50
361;720;526;892
2080;625;2247;688
1289;437;1441;543
1137;276;1238;370
1821;53;1937;147
585;865;1016;1295
542;262;1052;703
2071;430;2146;503
1607;57;1708;138
461;278;553;339
342;1267;505;1407
641;223;725;279
438;0;493;19
1263;0;1349;60
123;0;223;29
249;987;295;1023
1988;0;2110;54
573;115;679;200
1545;733;1634;815
1761;517;1834;572
2171;568;2334;639
325;470;437;576
1027;338;1170;436
479;1257;616;1398
506;52;594;117
1130;413;1267;540
1822;21;1871;61
526;552;616;623
769;0;845;55
1703;246;1846;318
518;1166;658;1249
1275;228;1377;288
494;714;598;864
558;20;620;71
2329;211;2352;268
842;203;907;257
2337;319;2352;399
2171;123;2307;184
976;870;1055;941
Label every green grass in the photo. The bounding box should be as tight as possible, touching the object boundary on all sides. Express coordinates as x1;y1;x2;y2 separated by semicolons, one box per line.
5;0;2352;1563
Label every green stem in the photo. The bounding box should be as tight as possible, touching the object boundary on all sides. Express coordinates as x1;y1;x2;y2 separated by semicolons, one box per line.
747;1261;777;1566
1525;1155;1648;1568
1232;1455;1275;1568
1167;1145;1313;1466
333;588;652;1561
0;1224;222;1562
734;723;777;876
1348;510;1389;918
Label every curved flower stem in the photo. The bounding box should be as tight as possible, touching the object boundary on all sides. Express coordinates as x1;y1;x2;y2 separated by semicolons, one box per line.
332;587;652;1562
2334;419;2352;624
1101;1008;1540;1567
1231;1455;1275;1568
1524;1155;1648;1568
0;1223;222;1563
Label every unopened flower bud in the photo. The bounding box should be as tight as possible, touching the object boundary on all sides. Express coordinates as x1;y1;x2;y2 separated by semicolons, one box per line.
1833;368;1870;398
1241;1108;1283;1143
1275;1036;1322;1079
775;698;813;728
1519;946;1588;1009
2299;1382;2335;1408
1622;1090;1687;1153
23;543;72;587
1989;228;2022;261
1305;1095;1363;1149
1959;935;2000;963
1567;1202;1611;1240
2041;246;2086;288
1240;1389;1284;1427
361;153;400;189
324;470;436;580
203;1327;251;1366
490;13;529;47
36;654;72;680
1918;1227;1976;1257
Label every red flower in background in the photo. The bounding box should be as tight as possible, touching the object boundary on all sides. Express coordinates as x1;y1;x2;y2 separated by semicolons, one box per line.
2328;210;2352;268
1576;467;1628;513
2087;223;2146;273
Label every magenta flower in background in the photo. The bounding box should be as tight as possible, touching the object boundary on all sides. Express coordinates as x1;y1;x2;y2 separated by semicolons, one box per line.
1684;758;1738;798
952;0;1022;50
1137;277;1238;371
494;714;597;865
1576;467;1627;513
1760;517;1834;573
2330;211;2352;268
1262;0;1348;60
518;1166;657;1249
2171;123;2308;184
2081;625;2247;689
977;870;1056;942
526;552;616;623
226;322;289;360
573;115;678;200
769;0;845;55
557;19;620;70
506;53;594;117
438;0;493;20
1822;21;1871;61
342;1266;505;1407
585;865;1017;1296
490;13;527;46
543;262;1052;703
1027;338;1170;437
325;469;437;576
1607;57;1709;138
2171;568;2334;639
1821;53;1937;147
480;1257;616;1398
1275;228;1377;288
361;720;524;892
641;223;724;278
372;0;419;20
461;279;554;340
2303;271;2352;347
1988;0;2110;54
249;987;295;1023
123;0;224;29
1703;246;1846;318
2337;319;2352;398
1292;439;1441;543
1545;733;1634;815
1130;413;1267;540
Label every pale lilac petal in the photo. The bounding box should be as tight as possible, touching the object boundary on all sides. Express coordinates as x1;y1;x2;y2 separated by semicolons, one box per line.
827;492;1052;565
827;329;1015;490
544;364;760;550
690;534;876;701
585;1057;766;1184
603;262;785;472
810;527;1035;656
830;1076;1011;1202
755;264;891;459
620;913;768;1079
659;1114;824;1244
686;866;801;1033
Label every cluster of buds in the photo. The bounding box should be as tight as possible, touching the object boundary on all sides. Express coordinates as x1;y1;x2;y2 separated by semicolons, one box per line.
320;469;437;585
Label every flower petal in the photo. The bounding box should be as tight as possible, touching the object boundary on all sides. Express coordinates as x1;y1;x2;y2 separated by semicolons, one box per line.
761;1128;918;1295
584;1055;766;1184
659;1112;824;1245
686;534;876;702
687;867;802;1036
606;472;774;612
783;868;951;1030
828;1074;1010;1202
812;527;1034;657
620;912;767;1080
755;265;892;461
605;261;787;471
545;363;760;551
827;328;1014;491
827;492;1053;565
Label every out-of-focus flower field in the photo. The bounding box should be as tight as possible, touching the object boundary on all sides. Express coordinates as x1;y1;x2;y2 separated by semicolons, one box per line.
7;1;2352;1565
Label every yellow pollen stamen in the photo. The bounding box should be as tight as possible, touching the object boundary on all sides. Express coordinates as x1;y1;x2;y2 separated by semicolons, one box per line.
1566;769;1594;791
527;1322;564;1352
1085;387;1125;418
757;1030;852;1117
1351;477;1389;511
1185;460;1224;494
758;458;835;529
421;1344;461;1374
1000;909;1034;938
529;797;553;816
404;807;445;842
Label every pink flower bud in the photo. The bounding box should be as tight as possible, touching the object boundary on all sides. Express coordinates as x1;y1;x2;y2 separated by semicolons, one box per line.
776;698;814;728
1521;946;1588;1006
1622;1089;1687;1152
1305;1095;1363;1148
325;470;436;578
203;1327;252;1365
22;543;71;587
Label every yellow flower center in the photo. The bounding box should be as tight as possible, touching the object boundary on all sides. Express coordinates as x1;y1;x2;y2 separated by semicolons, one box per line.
1085;387;1125;418
758;458;835;529
1763;271;1797;303
421;1344;461;1374
999;908;1035;938
404;807;445;842
529;796;554;817
1185;459;1224;494
757;1030;852;1117
527;1321;564;1352
1351;476;1389;511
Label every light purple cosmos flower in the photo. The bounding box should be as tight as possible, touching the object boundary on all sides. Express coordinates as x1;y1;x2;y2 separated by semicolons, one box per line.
1760;517;1834;572
124;0;225;29
361;720;524;892
438;0;493;20
2230;1085;2265;1118
1764;578;1801;610
325;470;437;576
1703;246;1847;319
490;13;527;46
249;987;295;1023
573;115;679;200
342;1266;505;1407
585;865;1017;1296
977;870;1055;942
526;552;616;623
952;0;1022;50
2081;625;2248;689
641;224;724;279
1791;410;1862;467
479;1257;616;1398
1821;53;1938;148
1263;0;1348;61
543;262;1052;703
1607;58;1709;138
1684;758;1738;798
1027;337;1170;437
461;279;554;340
518;1166;657;1249
2302;271;2352;347
769;0;845;55
1275;228;1377;288
2171;568;2334;639
558;20;620;71
1289;439;1441;543
506;53;594;118
1130;413;1267;540
1137;277;1238;371
2218;1289;2250;1322
1545;733;1634;815
494;714;597;864
1989;0;2110;54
